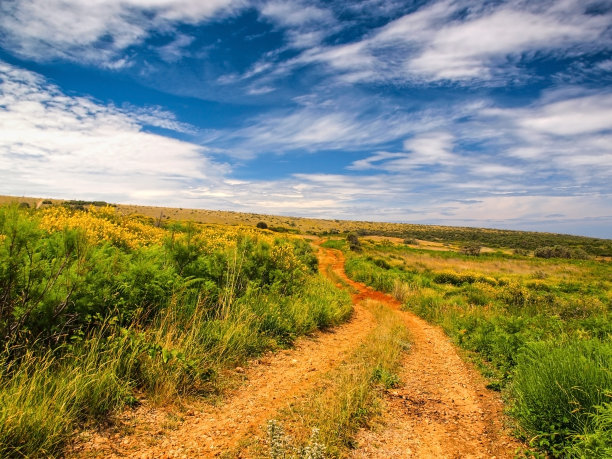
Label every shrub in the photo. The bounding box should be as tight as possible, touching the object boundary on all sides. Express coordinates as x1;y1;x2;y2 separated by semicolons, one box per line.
534;245;590;260
509;339;612;455
346;232;361;252
256;221;268;229
460;243;481;256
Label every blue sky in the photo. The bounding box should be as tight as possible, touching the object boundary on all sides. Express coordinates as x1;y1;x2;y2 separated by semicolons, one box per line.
1;0;611;238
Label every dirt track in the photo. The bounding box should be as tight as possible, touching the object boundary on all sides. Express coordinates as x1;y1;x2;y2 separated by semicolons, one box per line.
319;248;522;458
72;245;520;458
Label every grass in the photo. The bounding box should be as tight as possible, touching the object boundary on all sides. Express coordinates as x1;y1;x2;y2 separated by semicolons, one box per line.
263;300;410;457
341;237;612;457
0;276;352;457
0;204;352;457
5;194;610;256
509;340;612;456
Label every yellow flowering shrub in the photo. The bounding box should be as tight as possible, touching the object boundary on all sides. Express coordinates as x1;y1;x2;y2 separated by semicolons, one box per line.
39;206;300;257
40;206;165;249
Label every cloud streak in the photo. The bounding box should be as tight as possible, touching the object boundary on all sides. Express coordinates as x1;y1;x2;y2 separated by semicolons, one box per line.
0;61;228;202
0;0;241;67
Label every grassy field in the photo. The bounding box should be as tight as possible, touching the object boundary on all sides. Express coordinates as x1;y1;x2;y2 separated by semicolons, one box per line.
337;236;611;457
0;203;351;456
1;196;611;457
4;195;611;257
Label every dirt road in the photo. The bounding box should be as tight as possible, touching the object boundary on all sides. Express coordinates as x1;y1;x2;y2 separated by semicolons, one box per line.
319;247;522;458
73;245;520;458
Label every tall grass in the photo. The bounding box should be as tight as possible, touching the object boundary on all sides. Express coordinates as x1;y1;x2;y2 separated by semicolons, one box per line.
0;275;351;457
509;340;612;456
0;331;136;457
0;205;353;456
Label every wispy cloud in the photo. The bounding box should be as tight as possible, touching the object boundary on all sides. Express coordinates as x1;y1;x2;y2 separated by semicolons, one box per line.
242;0;612;86
0;61;227;202
221;101;418;154
259;1;338;49
0;0;240;67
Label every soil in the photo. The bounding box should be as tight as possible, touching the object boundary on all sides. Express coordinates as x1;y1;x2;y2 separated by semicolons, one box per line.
70;245;522;458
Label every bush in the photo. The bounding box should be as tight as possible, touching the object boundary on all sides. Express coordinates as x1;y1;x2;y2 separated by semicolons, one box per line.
460;243;481;256
509;339;612;455
256;221;268;229
534;245;590;260
346;233;361;252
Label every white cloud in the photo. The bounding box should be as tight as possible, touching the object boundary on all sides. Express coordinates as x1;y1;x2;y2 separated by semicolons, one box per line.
259;0;338;49
515;94;612;136
0;0;240;66
224;104;417;153
405;5;604;80
479;90;612;183
263;0;612;85
0;61;229;203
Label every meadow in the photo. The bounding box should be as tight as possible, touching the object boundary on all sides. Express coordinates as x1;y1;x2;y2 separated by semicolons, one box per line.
334;236;612;457
0;203;351;457
1;197;611;458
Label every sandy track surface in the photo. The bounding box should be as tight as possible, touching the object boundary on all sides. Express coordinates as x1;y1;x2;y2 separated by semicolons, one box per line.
71;246;375;458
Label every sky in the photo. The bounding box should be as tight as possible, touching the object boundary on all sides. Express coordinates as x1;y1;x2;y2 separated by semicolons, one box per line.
1;0;611;238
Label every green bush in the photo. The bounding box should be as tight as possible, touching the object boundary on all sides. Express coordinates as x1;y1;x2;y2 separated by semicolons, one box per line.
0;205;354;456
534;245;590;260
509;340;612;455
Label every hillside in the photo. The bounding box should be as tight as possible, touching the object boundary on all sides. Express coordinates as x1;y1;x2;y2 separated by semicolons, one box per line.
2;195;610;257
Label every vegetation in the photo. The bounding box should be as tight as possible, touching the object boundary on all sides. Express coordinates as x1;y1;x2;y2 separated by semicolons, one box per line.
0;204;351;457
534;245;590;260
341;238;611;457
8;195;609;258
346;232;361;252
265;300;409;457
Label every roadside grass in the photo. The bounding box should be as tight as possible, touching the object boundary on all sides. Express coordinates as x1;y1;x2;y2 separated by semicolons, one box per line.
263;300;410;458
341;238;612;457
0;204;352;457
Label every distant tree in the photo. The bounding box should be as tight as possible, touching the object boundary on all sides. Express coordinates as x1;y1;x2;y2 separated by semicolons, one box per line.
534;245;590;260
460;243;481;256
256;221;268;229
347;232;362;252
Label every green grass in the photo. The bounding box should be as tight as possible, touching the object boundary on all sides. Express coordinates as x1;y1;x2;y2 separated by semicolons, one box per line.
0;205;352;457
509;340;612;456
341;238;612;457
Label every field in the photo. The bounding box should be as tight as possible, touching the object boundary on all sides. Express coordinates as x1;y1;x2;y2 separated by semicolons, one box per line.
0;197;610;458
337;236;611;457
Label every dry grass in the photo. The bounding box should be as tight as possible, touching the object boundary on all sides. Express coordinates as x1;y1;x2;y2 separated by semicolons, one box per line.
395;250;586;280
264;300;410;457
